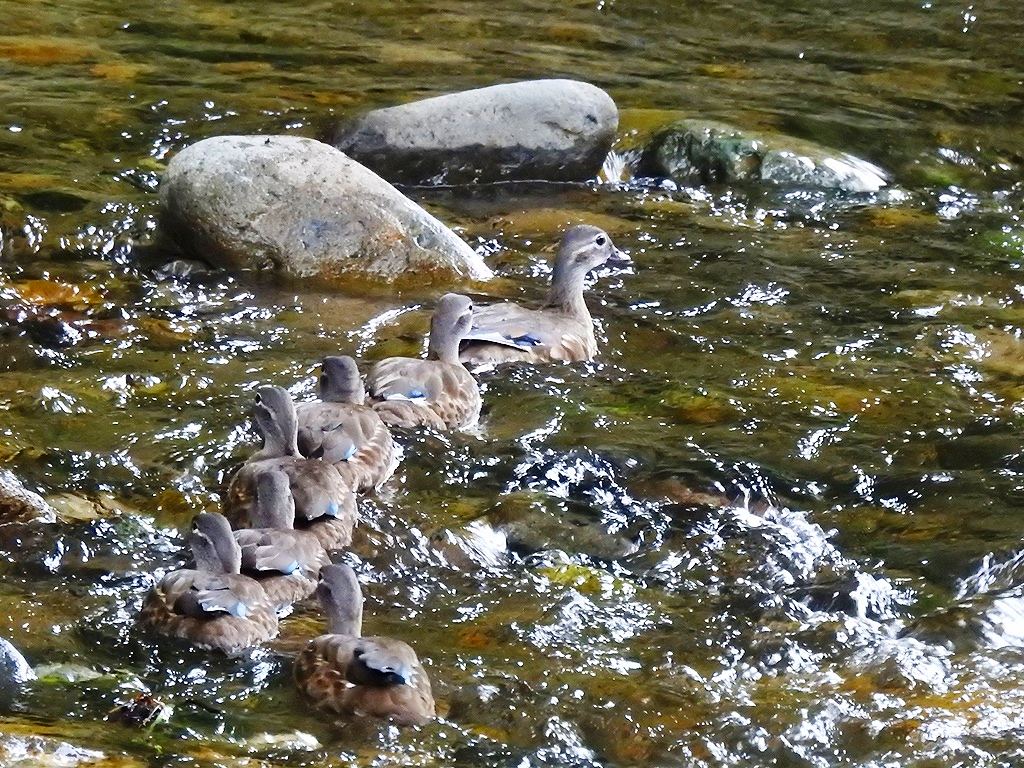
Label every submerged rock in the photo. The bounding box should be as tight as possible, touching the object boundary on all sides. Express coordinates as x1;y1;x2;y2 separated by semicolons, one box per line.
159;135;492;281
0;637;34;686
488;494;639;561
0;735;104;767
639;119;888;192
334;79;618;185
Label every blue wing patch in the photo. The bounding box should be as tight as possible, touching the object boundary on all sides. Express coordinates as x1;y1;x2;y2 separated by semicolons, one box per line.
509;333;543;347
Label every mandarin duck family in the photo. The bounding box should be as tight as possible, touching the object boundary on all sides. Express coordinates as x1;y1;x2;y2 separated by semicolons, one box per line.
135;225;625;726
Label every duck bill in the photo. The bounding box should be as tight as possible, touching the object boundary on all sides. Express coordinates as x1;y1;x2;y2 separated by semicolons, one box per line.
605;248;632;269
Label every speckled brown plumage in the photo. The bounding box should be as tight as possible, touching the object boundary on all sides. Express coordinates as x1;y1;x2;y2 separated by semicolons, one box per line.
137;513;278;655
460;307;596;364
366;357;480;430
293;564;435;726
297;515;355;551
138;570;278;654
294;634;435;725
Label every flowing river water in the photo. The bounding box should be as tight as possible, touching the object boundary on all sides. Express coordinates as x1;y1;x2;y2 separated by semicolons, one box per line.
3;0;1024;765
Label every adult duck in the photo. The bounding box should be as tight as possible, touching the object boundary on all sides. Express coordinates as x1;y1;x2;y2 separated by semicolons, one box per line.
296;356;400;492
294;564;435;725
366;293;480;430
459;225;628;365
138;512;278;654
234;470;330;614
225;386;358;551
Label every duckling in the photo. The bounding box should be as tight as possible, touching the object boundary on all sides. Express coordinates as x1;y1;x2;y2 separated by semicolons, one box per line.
225;386;357;551
294;564;435;725
459;225;629;365
296;356;400;492
138;512;278;654
366;293;480;430
234;471;330;614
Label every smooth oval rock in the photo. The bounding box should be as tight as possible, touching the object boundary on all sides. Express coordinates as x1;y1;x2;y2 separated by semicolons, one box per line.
159;135;492;281
640;119;889;193
334;79;619;185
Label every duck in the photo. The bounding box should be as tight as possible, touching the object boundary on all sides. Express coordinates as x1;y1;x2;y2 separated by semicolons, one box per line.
233;470;330;614
293;564;435;725
138;512;278;654
295;356;400;492
458;225;629;365
366;293;481;430
225;386;358;551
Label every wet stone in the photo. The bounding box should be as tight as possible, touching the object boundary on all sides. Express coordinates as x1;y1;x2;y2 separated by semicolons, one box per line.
334;80;618;185
639;119;889;193
0;469;56;525
494;500;640;561
159;135;493;282
0;637;34;687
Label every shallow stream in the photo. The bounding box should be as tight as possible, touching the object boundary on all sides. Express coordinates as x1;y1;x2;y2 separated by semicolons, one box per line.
3;1;1024;765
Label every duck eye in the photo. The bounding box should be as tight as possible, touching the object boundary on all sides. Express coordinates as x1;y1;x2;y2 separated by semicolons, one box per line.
595;235;607;246
254;393;262;404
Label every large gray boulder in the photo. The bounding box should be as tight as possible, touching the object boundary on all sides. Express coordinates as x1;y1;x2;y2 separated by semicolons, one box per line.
160;136;492;281
334;79;618;185
640;119;888;193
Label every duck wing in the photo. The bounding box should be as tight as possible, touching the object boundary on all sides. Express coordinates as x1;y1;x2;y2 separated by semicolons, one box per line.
169;572;260;619
460;303;594;364
366;357;478;430
235;528;326;576
234;528;325;614
296;402;361;463
295;403;398;491
139;570;279;654
226;457;357;530
294;633;435;725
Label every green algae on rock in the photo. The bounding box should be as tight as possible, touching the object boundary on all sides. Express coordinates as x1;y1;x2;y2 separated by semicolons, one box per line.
640;119;889;192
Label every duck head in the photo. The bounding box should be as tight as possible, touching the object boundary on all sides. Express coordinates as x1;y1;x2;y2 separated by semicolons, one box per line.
188;512;242;575
316;563;364;637
547;225;629;310
252;385;300;458
252;470;296;529
319;356;365;405
427;293;474;364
